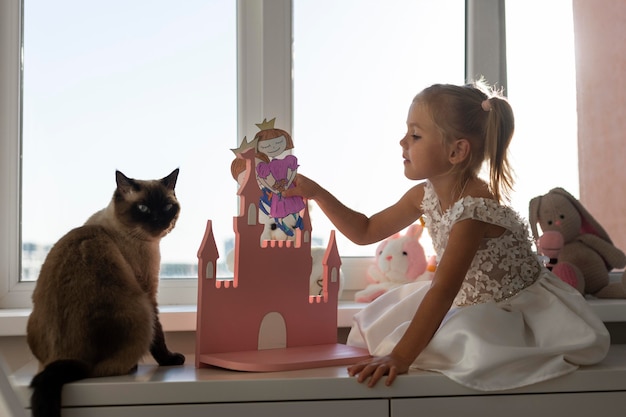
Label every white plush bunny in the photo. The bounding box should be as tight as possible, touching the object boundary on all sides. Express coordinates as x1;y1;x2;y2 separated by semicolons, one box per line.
355;224;432;303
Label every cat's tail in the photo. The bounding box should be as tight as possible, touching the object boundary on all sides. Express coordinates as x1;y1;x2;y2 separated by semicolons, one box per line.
30;359;91;417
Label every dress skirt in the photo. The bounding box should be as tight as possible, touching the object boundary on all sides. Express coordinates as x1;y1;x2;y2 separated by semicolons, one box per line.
347;271;610;391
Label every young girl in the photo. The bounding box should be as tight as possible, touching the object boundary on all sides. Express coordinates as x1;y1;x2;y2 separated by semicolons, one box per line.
282;81;609;390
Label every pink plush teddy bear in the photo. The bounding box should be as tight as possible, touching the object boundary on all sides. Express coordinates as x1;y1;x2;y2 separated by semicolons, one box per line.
355;224;433;303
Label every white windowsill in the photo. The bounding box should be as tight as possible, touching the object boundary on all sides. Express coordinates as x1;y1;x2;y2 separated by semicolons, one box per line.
0;302;369;337
9;345;626;411
1;299;625;338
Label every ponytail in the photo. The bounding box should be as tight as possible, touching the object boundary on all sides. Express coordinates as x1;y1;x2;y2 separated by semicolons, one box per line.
483;95;515;202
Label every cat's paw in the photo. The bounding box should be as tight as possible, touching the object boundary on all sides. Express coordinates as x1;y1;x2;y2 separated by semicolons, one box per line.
157;352;185;367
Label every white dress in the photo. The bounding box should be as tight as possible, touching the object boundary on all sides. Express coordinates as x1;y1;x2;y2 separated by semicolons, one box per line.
347;181;610;391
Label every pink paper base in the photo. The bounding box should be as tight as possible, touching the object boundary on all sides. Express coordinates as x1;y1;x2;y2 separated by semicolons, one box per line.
198;344;371;372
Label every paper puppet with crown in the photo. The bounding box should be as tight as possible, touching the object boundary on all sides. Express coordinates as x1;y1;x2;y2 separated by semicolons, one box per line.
196;118;370;371
230;118;306;241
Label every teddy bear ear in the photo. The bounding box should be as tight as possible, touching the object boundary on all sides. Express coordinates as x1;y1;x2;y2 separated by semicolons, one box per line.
550;188;613;243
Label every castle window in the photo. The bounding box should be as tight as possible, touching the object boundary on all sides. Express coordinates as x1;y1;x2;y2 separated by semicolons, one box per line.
247;203;257;226
206;262;215;280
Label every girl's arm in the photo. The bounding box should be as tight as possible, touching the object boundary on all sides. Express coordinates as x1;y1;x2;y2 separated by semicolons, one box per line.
348;217;489;387
283;174;424;245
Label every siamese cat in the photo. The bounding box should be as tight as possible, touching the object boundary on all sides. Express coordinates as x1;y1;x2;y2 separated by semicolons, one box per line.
27;169;185;417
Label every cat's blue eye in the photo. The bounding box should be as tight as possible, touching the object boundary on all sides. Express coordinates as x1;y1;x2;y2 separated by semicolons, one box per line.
137;204;150;213
164;204;173;212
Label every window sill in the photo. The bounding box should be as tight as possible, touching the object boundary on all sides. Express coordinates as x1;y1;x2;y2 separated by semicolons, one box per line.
1;299;625;337
0;308;30;337
9;345;626;412
0;302;369;337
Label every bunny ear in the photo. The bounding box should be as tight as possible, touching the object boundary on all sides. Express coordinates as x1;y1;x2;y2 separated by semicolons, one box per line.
550;188;613;243
406;223;423;239
528;195;542;241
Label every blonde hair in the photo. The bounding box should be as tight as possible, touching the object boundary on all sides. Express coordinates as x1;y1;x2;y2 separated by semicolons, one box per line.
414;80;515;202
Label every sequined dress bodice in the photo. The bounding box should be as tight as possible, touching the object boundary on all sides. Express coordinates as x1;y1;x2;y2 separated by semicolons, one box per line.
421;181;542;306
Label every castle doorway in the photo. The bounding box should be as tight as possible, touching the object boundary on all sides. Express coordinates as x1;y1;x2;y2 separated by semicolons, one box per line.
258;312;287;350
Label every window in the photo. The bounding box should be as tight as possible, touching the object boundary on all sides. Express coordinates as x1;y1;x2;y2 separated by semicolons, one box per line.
293;0;464;256
16;0;465;295
20;0;236;283
0;0;578;309
505;0;578;217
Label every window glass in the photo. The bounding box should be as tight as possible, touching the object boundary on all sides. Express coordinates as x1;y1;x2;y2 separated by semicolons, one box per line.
21;0;236;280
293;0;464;256
20;0;575;284
506;0;578;216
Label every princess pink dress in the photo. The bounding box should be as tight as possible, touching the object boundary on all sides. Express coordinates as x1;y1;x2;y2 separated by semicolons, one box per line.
256;155;306;218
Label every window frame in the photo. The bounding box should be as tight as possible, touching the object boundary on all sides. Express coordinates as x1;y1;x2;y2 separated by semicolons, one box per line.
0;0;501;310
0;0;28;309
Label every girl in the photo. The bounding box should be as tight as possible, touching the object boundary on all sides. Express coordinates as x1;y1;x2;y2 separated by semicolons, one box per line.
282;82;609;390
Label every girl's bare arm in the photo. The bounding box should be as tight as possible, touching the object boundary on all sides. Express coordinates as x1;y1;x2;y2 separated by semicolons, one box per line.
283;173;425;245
348;217;489;386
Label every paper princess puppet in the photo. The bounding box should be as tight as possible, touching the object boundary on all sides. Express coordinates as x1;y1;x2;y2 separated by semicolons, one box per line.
253;118;305;237
230;119;306;240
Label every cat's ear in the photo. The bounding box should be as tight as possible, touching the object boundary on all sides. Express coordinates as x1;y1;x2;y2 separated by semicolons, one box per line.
115;170;137;194
161;168;179;191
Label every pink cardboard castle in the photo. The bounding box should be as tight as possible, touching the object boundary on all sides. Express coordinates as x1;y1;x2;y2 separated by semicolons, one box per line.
195;148;370;371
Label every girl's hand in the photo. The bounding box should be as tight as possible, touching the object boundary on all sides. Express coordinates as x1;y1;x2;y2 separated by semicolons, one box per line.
281;173;320;199
347;354;411;387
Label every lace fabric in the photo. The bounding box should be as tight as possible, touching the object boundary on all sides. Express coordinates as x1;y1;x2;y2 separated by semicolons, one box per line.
421;181;541;306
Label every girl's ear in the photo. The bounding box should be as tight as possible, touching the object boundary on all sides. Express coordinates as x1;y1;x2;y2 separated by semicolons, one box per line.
448;139;471;164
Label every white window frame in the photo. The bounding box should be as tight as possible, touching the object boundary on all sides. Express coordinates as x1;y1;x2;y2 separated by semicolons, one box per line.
0;0;498;312
0;0;28;310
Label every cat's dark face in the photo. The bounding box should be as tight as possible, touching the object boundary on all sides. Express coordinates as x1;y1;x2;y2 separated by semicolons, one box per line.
113;169;180;239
